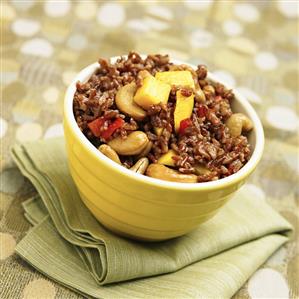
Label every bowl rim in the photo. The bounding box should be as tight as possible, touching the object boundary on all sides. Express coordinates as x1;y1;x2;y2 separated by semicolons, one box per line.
64;55;264;191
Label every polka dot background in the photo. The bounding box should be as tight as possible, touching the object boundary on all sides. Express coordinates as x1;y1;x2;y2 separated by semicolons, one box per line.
1;1;298;298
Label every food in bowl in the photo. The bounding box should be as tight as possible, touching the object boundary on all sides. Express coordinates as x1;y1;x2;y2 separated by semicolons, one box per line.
73;52;253;183
65;54;264;241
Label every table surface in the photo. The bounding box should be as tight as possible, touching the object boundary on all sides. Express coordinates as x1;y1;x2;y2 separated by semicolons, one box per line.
1;1;298;298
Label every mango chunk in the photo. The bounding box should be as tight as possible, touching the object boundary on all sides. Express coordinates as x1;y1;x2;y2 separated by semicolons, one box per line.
157;149;177;167
133;76;171;110
194;164;211;175
154;127;164;136
174;90;194;132
155;71;195;88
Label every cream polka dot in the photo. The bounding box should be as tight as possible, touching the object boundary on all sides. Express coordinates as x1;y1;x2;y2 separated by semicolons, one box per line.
266;106;298;131
227;37;258;55
97;3;125;27
67;34;88;51
236;86;261;104
146;5;173;20
23;279;56;299
184;0;213;10
62;71;77;86
248;268;289;298
222;19;243;36
144;17;169;31
42;87;59;104
16;123;42;142
254;52;278;71
75;1;97;20
213;70;236;87
0;117;8;139
11;0;35;11
12;99;41;124
12;19;40;37
21;38;54;58
1;4;16;22
277;1;299;18
44;0;71;18
44;123;63;139
190;29;214;48
126;19;151;33
274;87;295;106
2;72;18;85
266;246;287;266
242;184;266;201
234;3;260;23
0;233;16;260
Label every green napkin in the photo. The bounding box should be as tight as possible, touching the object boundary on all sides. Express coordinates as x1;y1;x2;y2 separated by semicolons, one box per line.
11;138;292;298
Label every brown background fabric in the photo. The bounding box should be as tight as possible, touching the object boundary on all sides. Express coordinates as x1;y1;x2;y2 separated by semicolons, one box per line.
1;1;298;298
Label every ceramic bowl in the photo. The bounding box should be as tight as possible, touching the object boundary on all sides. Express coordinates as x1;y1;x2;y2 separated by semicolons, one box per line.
63;57;264;241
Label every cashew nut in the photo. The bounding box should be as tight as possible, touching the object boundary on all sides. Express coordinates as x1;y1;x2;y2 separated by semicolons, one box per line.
194;164;211;175
115;82;146;121
98;144;121;164
136;141;153;159
146;164;197;183
194;86;206;102
226;113;253;137
168;64;195;74
130;157;149;174
203;85;215;97
108;131;149;155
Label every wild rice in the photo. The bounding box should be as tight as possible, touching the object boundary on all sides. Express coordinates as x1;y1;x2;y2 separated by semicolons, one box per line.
73;52;252;182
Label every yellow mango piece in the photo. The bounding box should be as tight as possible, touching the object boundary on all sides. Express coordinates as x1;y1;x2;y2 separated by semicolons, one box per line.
154;127;163;136
174;90;194;132
194;164;211;175
133;76;171;110
157;149;177;167
155;71;195;88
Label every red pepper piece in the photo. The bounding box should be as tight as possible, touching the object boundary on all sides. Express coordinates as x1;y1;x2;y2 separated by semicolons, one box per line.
179;118;192;135
101;118;124;140
197;105;208;118
87;117;106;137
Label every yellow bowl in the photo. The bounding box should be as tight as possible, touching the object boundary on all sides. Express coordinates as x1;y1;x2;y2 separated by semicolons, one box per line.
63;57;264;241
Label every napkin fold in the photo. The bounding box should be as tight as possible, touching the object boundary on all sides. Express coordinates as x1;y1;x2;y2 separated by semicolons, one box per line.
11;138;292;298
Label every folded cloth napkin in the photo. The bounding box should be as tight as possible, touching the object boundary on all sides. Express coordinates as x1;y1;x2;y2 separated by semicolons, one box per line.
11;138;292;298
